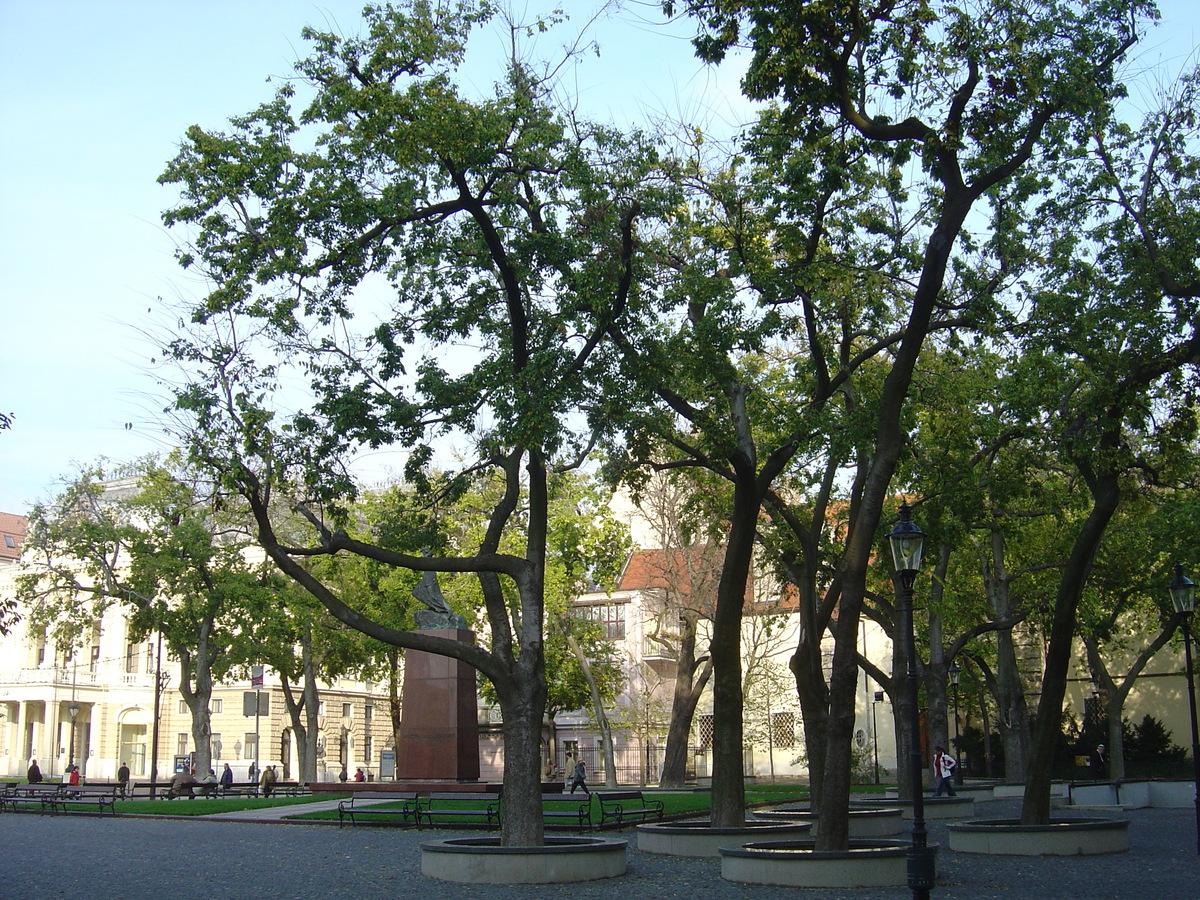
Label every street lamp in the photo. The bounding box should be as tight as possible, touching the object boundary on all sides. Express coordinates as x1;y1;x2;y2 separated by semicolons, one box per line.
872;691;885;785
67;701;79;769
949;664;962;785
887;501;935;900
1167;563;1200;856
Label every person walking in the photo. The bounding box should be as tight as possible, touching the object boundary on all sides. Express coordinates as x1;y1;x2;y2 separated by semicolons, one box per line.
563;754;573;792
220;762;234;790
932;745;957;797
1090;743;1108;779
117;761;130;797
568;758;590;795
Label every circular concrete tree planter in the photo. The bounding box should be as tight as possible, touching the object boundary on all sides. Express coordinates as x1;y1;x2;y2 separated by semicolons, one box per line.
420;836;628;883
720;839;918;888
946;817;1130;856
636;819;813;857
753;806;905;837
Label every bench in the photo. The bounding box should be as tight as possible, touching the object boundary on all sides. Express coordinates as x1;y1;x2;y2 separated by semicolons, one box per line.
0;783;61;813
46;784;120;816
128;781;177;799
338;792;420;827
541;792;593;830
264;781;309;797
220;781;261;798
418;791;502;827
597;790;664;827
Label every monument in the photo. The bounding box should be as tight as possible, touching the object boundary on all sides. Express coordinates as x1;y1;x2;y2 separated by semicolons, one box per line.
395;569;481;781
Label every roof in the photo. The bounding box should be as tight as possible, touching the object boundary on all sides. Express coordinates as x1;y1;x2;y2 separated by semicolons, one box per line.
0;512;27;563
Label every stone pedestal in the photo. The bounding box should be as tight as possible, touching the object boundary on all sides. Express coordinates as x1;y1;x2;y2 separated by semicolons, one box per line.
396;628;480;781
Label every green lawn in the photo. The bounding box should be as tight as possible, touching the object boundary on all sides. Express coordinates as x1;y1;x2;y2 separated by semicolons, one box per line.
113;794;347;816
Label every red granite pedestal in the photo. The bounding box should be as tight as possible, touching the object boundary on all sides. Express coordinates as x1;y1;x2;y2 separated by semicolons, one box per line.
396;628;481;781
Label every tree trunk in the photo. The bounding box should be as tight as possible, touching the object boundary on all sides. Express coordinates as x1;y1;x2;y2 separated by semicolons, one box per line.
1021;470;1120;825
566;632;618;788
659;617;712;788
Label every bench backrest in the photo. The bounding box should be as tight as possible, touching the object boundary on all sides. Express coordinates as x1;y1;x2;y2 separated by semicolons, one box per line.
427;792;501;803
597;791;643;802
349;791;418;802
541;793;590;802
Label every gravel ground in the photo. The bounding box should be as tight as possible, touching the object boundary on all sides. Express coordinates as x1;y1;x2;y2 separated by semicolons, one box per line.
0;798;1197;900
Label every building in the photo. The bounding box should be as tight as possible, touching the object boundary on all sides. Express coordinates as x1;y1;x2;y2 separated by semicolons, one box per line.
0;513;394;783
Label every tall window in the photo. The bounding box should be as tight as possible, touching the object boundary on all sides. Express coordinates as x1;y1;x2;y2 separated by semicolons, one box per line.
178;700;188;715
176;733;189;756
342;702;353;718
125;643;139;674
364;734;373;762
210;699;223;714
244;733;258;760
211;733;222;760
364;703;374;722
90;644;100;673
699;714;714;750
577;602;626;640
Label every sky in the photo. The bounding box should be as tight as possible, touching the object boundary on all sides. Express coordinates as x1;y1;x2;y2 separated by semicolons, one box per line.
0;0;1196;516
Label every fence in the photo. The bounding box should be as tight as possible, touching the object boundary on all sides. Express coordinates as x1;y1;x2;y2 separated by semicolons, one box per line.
556;745;713;786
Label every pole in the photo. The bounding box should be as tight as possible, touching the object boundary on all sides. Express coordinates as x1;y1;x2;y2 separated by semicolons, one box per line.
254;689;261;782
900;569;935;899
1180;615;1200;855
872;692;881;785
150;630;163;787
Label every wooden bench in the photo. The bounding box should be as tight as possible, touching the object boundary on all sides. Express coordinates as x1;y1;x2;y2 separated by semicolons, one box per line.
418;791;502;827
0;783;61;813
597;790;664;827
128;781;176;799
46;784;120;816
267;781;310;797
218;781;260;798
338;791;420;827
541;792;593;830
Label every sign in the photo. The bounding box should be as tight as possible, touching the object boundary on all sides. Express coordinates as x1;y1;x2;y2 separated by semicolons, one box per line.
251;665;264;689
243;692;270;716
380;749;395;779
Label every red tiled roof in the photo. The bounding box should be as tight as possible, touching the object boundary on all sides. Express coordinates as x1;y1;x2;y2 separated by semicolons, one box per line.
0;512;27;562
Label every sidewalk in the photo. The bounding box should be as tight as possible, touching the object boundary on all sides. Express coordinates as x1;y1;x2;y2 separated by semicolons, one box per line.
0;797;1195;899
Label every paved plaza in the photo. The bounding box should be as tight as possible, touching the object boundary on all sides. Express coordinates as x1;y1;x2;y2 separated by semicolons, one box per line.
0;797;1197;899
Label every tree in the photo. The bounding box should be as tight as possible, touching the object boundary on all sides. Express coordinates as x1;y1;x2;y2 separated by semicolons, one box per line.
158;2;671;845
667;0;1154;848
17;457;270;779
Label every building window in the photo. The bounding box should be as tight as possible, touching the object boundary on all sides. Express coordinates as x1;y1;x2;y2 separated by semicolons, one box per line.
342;702;353;719
178;700;188;715
699;714;714;750
244;734;258;760
125;643;139;675
364;734;373;761
210;699;223;714
318;701;326;717
771;712;795;748
576;602;626;640
364;703;374;722
90;644;100;673
177;733;189;756
4;535;15;548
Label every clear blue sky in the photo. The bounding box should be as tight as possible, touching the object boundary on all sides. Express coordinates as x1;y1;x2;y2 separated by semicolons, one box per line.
0;1;1195;514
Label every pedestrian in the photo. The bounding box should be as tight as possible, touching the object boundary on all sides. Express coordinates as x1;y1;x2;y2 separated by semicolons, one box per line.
248;761;258;782
354;767;366;783
220;762;234;790
569;758;589;795
261;763;278;798
68;764;81;786
27;759;42;783
339;766;348;783
563;754;573;792
117;761;130;797
1090;743;1108;779
932;745;957;797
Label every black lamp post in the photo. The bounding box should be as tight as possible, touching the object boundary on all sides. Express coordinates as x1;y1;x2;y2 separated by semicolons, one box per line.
1167;563;1200;856
887;501;935;899
873;691;885;785
949;664;962;784
67;701;79;769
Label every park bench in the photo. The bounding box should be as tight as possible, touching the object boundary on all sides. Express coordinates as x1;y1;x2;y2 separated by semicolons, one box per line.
0;783;62;813
337;791;420;827
263;781;309;797
597;790;664;827
46;784;120;816
540;792;593;830
128;781;178;799
217;781;260;798
417;791;503;827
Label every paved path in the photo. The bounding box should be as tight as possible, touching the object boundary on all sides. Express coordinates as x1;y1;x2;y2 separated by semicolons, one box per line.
0;798;1197;899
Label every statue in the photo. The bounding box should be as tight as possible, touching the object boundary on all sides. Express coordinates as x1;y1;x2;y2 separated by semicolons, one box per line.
412;567;467;630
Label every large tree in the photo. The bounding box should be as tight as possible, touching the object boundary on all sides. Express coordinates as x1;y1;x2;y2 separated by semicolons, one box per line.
666;0;1152;846
158;2;671;844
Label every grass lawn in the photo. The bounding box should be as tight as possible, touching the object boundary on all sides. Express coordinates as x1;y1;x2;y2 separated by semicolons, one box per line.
112;794;348;816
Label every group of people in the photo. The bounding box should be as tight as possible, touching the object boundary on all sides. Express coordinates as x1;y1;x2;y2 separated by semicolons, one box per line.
25;759;82;786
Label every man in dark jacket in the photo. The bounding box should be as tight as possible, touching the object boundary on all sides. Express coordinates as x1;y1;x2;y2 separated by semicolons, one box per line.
27;759;42;783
